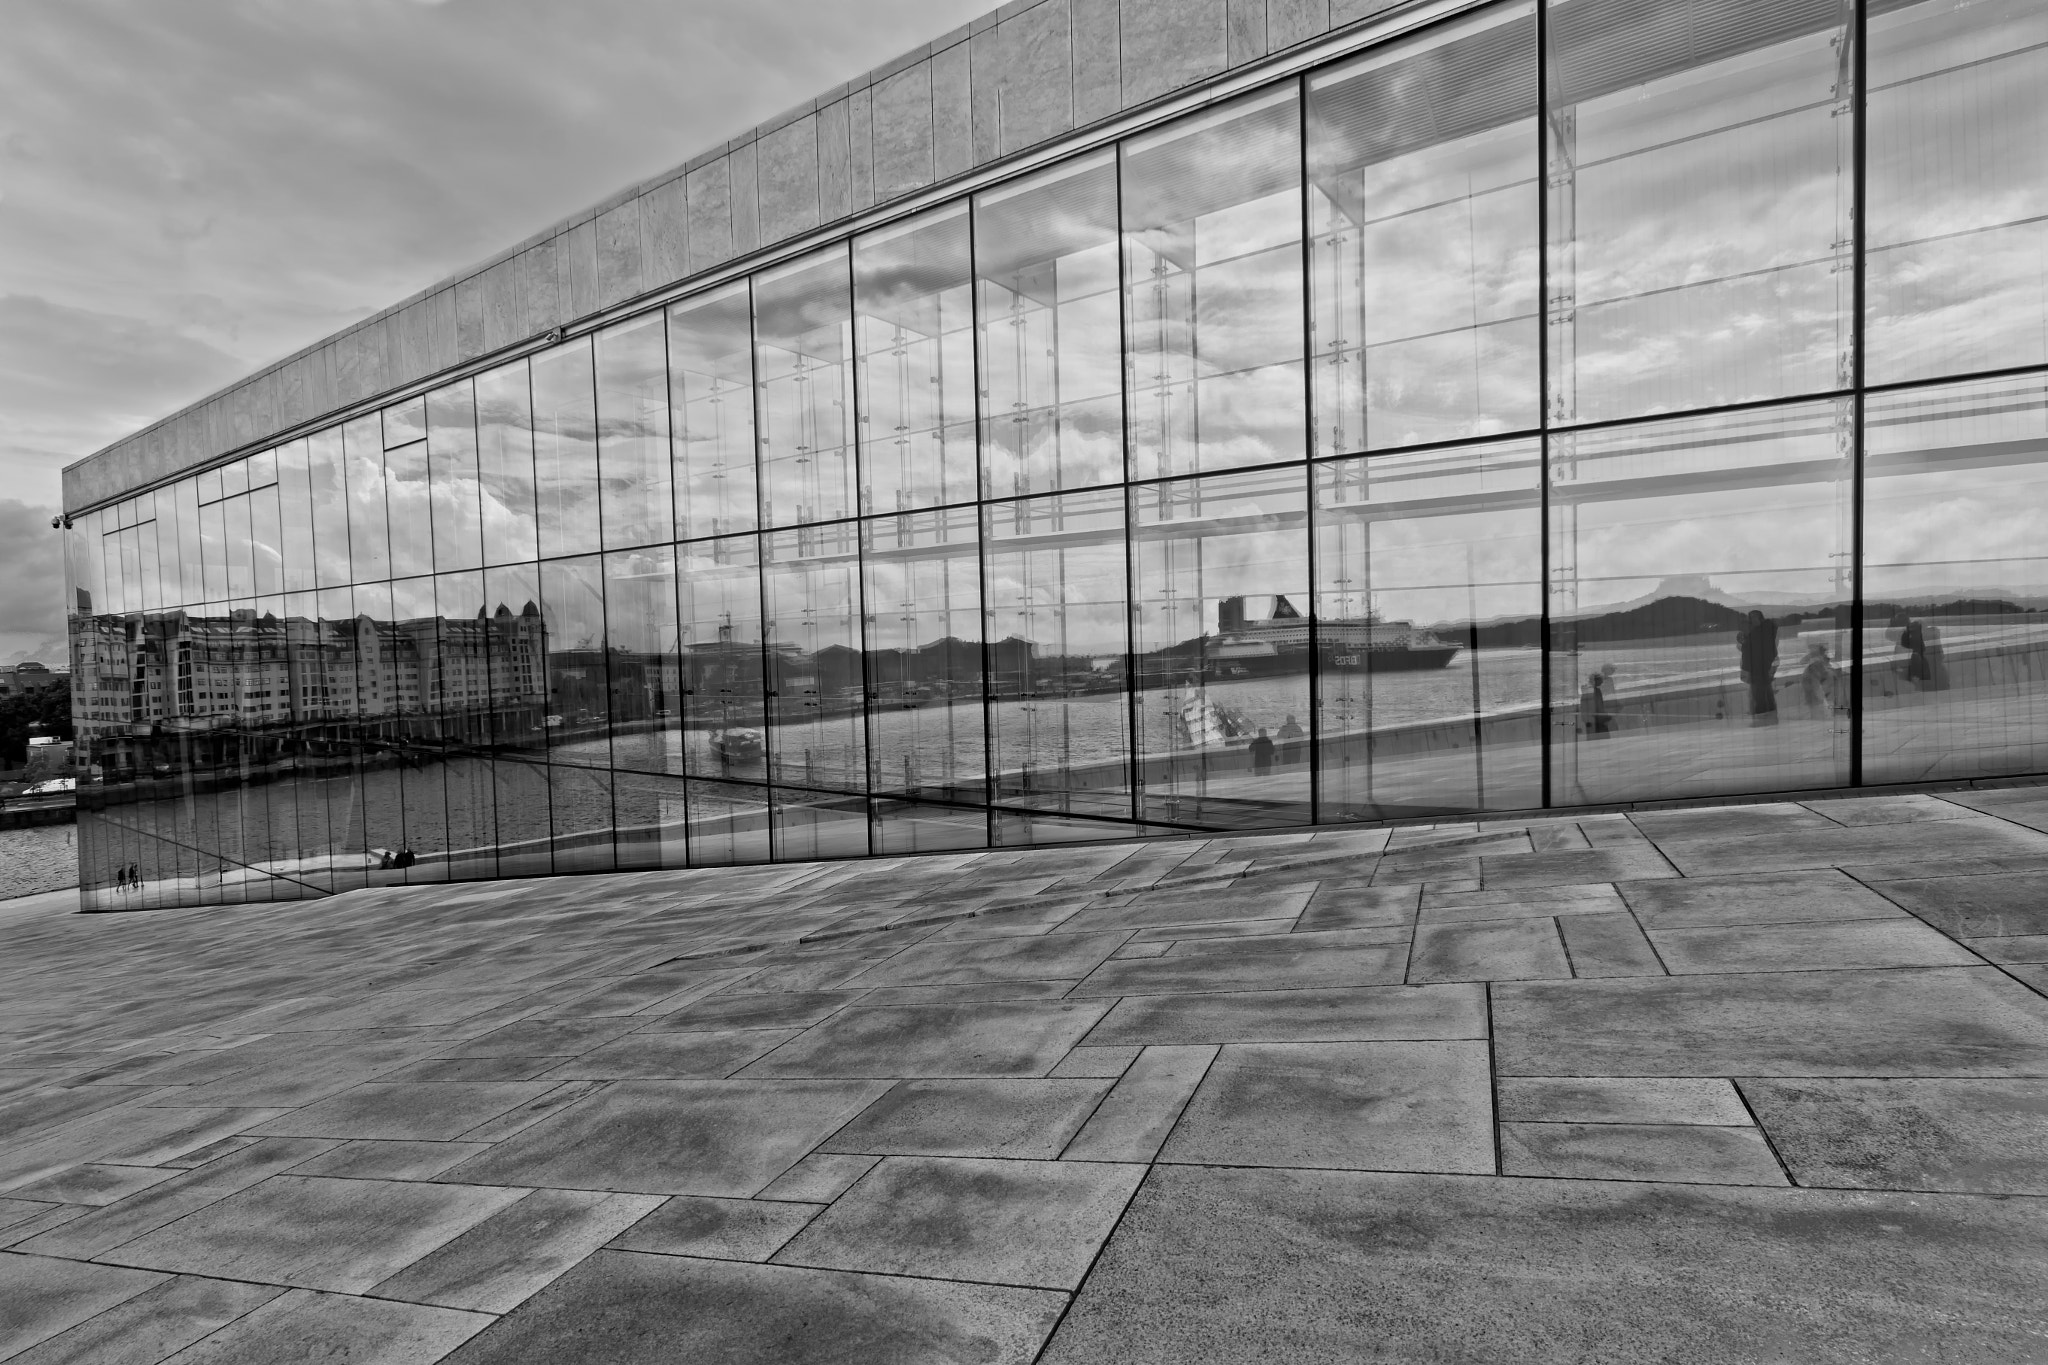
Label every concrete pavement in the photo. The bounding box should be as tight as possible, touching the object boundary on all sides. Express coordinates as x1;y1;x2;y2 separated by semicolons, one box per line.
4;786;2048;1362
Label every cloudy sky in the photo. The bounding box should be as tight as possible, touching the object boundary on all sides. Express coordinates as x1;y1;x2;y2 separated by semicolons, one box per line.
0;0;981;658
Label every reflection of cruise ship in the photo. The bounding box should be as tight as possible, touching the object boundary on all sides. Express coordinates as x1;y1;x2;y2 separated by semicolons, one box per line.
1167;596;1460;680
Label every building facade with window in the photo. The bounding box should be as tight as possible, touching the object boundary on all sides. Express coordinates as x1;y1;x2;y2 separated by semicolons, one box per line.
61;0;2048;907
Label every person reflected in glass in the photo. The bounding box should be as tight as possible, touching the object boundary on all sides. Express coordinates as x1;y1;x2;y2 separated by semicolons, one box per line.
1800;642;1840;720
1740;611;1779;726
1249;727;1276;776
1277;714;1305;766
1581;665;1616;738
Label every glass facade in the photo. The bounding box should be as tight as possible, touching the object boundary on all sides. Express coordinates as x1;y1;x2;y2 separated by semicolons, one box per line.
66;0;2048;907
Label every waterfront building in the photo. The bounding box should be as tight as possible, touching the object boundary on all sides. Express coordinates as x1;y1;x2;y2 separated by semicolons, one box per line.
61;0;2048;906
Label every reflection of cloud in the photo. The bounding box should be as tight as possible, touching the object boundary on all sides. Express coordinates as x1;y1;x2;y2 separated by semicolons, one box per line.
0;499;69;652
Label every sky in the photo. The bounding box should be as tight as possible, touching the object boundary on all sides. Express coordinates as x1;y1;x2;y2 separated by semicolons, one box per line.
0;0;983;660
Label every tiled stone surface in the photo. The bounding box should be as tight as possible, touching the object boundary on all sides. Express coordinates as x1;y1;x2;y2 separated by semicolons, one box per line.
10;789;2048;1361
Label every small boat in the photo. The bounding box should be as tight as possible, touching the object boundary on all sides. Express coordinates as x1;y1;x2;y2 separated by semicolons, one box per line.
709;728;765;764
1170;693;1255;750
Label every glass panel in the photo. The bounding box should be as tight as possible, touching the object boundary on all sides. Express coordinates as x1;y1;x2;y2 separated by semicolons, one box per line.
984;487;1132;821
197;501;226;601
1547;399;1854;804
1866;0;2048;384
484;564;552;876
1864;375;2048;781
531;339;603;559
539;555;615;872
383;439;434;580
669;282;760;540
1308;2;1539;455
1314;437;1543;819
308;428;351;589
755;247;856;527
197;466;223;504
477;360;541;567
427;380;484;573
612;769;689;871
137;516;162;614
220;457;249;499
678;535;768;784
247;448;277;490
762;522;867;799
771;788;871;861
314;584;370;894
223;494;255;601
175;479;204;606
343;414;391;582
604;545;684;776
683;777;771;865
596;314;674;550
1131;466;1313;828
1123;86;1307;480
248;481;283;599
276;439;316;593
383;394;428;449
433;570;496;881
348;581;406;882
1546;0;1855;425
976;150;1125;497
389;575;445;883
855;204;977;512
862;505;986;825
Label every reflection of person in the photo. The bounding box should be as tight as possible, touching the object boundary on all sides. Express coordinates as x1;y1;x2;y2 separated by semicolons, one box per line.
1739;611;1779;725
1277;714;1305;765
1580;666;1616;738
1896;614;1951;693
1249;728;1276;776
1800;643;1838;718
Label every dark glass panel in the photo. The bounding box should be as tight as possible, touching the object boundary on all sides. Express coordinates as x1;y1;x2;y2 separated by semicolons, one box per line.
477;360;542;566
1867;0;2048;384
861;505;986;816
346;581;407;883
761;522;867;795
1308;2;1539;455
976;150;1124;497
315;584;371;894
1131;465;1313;828
308;427;352;590
1548;400;1854;804
427;380;484;574
532;338;603;559
604;545;683;777
755;247;856;527
983;487;1132;821
384;439;434;581
1313;437;1543;819
1545;0;1855;425
871;798;988;856
387;575;445;883
276;439;317;594
596;313;674;550
678;535;767;783
1123;86;1307;480
669;282;759;540
855;204;977;512
343;414;392;583
1863;375;2048;781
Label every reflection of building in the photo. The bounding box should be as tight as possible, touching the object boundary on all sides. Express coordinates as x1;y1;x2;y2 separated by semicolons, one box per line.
56;0;2048;905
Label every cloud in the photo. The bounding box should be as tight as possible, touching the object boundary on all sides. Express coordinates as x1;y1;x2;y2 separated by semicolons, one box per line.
0;0;987;508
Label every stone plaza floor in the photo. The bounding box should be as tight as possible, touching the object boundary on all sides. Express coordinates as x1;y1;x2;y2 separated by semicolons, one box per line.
4;786;2048;1362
